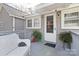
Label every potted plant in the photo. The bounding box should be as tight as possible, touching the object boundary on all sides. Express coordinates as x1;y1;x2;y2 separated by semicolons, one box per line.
59;31;72;50
32;30;42;42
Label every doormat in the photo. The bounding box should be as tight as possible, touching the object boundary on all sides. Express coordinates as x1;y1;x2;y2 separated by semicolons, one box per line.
44;43;56;48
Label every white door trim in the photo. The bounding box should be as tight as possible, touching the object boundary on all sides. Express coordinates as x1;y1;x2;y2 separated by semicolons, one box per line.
13;17;15;31
44;13;56;42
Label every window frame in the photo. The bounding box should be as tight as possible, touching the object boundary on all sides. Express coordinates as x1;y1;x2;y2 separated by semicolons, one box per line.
61;7;79;29
27;19;32;28
26;16;41;29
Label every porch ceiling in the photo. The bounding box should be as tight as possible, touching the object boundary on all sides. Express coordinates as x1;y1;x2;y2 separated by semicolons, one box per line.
35;3;71;14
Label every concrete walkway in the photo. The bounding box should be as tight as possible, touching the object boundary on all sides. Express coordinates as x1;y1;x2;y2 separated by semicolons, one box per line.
30;42;76;56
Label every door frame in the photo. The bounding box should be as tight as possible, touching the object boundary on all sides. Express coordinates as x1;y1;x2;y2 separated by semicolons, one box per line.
44;13;56;42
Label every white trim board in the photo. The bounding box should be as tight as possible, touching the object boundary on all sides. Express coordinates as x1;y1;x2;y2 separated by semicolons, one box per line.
13;17;15;31
9;14;25;19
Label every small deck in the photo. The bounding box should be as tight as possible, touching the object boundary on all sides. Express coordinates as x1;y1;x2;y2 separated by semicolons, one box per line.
30;42;76;56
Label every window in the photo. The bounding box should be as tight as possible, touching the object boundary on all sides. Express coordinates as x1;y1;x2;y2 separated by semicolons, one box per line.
34;18;41;28
27;19;32;27
61;7;79;29
26;16;41;29
64;12;79;27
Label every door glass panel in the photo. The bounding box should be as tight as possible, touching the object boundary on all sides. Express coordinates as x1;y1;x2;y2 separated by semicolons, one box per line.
46;15;53;33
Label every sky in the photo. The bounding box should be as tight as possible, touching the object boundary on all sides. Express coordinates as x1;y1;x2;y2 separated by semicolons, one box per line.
0;0;55;12
0;0;55;8
0;0;78;8
0;0;78;12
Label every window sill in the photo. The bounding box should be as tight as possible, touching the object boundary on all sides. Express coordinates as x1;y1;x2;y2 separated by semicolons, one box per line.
26;27;41;29
71;31;79;36
61;27;79;29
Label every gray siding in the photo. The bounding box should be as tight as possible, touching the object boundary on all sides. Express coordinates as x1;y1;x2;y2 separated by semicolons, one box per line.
15;17;26;39
24;29;33;40
56;11;64;49
0;7;13;31
25;29;42;41
0;7;26;39
15;18;25;31
41;15;45;42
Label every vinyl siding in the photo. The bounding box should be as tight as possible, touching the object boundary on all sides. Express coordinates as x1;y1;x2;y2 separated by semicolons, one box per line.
0;6;26;39
0;7;13;31
15;18;25;31
15;17;26;39
25;29;42;41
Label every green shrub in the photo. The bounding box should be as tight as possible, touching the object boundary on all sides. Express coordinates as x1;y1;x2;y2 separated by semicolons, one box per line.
32;30;42;42
59;32;72;49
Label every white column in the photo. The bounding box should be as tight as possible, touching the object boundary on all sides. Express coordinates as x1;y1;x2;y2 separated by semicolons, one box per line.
13;17;15;31
32;18;34;28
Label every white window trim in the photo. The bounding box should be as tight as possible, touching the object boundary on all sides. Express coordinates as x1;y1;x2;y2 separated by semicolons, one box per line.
26;16;41;29
61;7;79;29
13;17;15;31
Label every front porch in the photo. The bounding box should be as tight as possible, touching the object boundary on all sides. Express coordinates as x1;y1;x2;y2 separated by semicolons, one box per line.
30;42;76;56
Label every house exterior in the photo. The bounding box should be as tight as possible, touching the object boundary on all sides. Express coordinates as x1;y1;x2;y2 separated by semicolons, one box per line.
0;3;79;53
25;3;79;52
0;3;27;39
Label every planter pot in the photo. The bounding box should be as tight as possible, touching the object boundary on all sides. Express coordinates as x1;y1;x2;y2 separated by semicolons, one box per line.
31;36;37;42
65;48;77;55
63;43;71;50
65;48;71;52
64;43;77;55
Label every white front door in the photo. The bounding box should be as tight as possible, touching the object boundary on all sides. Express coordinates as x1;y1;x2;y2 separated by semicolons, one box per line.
44;13;56;42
